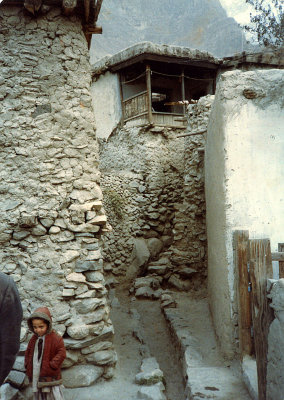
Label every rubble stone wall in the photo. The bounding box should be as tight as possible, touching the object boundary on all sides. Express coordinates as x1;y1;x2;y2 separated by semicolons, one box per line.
170;96;214;285
0;6;115;392
99;96;213;293
99;126;184;284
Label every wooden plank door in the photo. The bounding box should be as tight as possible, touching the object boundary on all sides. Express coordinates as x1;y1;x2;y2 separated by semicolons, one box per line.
249;239;274;400
234;230;253;357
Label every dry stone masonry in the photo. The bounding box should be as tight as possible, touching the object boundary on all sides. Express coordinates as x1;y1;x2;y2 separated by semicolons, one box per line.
99;96;213;296
99;126;184;287
0;5;116;395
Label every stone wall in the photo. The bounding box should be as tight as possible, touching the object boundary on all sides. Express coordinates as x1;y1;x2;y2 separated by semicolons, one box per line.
169;95;214;288
99;126;184;287
99;96;212;295
0;6;115;394
267;278;284;400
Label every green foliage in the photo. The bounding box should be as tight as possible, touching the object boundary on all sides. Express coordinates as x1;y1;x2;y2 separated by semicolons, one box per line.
104;188;125;220
244;0;283;47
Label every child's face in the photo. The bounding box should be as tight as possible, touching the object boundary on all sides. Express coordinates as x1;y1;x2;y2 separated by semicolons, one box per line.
32;318;48;336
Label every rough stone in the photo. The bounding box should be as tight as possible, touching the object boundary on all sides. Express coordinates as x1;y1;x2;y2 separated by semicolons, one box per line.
146;238;163;258
73;298;104;314
62;365;104;388
86;350;117;365
5;370;26;389
137;383;166;400
0;383;19;400
67;324;90;339
135;357;164;385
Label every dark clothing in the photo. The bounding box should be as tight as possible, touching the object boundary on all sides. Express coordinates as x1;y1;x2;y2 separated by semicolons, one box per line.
0;271;23;385
25;307;66;386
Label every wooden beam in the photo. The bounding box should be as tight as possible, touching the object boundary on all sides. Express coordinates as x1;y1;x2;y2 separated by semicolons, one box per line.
234;230;253;358
62;0;77;15
93;0;103;24
181;68;185;114
176;130;206;138
277;244;284;278
24;0;42;14
83;25;102;34
250;239;274;400
84;0;90;22
110;53;219;73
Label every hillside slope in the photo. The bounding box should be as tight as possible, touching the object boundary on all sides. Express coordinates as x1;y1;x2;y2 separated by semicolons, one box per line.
90;0;250;62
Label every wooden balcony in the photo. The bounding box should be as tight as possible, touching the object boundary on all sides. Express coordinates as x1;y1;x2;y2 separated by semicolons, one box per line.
122;91;187;129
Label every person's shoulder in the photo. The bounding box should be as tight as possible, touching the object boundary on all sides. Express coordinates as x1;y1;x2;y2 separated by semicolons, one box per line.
0;271;10;289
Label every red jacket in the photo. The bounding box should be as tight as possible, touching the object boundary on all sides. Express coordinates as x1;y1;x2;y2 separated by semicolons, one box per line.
25;307;66;383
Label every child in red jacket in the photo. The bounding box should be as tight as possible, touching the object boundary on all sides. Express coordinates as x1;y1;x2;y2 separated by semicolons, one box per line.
25;307;66;400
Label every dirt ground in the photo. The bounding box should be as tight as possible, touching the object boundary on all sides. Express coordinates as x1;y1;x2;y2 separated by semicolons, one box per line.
63;284;251;400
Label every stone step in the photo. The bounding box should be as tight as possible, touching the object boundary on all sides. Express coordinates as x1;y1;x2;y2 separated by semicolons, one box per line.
185;367;252;400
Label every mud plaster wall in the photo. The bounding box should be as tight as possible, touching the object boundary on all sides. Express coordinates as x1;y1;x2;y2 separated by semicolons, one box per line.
0;7;116;389
91;72;121;139
205;69;284;358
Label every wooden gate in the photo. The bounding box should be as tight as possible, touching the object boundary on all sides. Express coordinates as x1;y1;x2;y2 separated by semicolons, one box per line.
234;230;284;400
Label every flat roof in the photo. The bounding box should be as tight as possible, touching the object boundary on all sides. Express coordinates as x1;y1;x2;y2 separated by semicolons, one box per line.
91;42;222;77
91;42;284;77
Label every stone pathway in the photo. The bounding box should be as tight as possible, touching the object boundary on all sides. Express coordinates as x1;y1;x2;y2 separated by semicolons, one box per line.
17;287;253;400
164;291;252;400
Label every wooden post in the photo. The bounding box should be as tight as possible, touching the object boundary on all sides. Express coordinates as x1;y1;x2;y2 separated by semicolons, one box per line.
119;73;125;126
181;69;186;115
146;65;153;125
278;243;284;278
249;239;274;400
234;230;253;358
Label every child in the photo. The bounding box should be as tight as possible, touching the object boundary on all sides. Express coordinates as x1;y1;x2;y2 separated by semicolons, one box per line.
25;307;66;400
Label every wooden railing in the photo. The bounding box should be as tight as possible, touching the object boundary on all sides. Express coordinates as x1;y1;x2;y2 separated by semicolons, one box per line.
123;91;148;121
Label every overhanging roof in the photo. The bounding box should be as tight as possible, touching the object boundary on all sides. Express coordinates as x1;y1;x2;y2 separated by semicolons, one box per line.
91;42;222;77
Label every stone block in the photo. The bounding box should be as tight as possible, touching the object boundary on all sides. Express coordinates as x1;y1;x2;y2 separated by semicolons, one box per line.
62;365;103;388
60;250;80;264
86;350;117;366
62;288;75;297
137;383;166;400
85;250;101;261
89;215;107;226
12;356;25;372
0;383;19;400
146;238;163;258
75;260;103;272
73;298;104;314
49;226;61;234
66;272;86;283
81;341;113;355
135;287;156;299
31;224;47;236
84;271;104;282
5;370;26;389
62;350;80;369
67;323;90;339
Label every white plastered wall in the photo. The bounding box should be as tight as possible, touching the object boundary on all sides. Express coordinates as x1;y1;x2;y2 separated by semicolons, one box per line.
205;69;284;358
91;71;122;139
